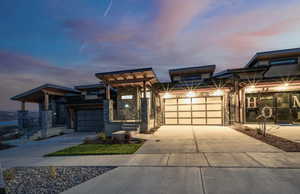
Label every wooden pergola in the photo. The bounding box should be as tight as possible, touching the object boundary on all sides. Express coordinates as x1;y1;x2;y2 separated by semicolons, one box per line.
11;84;80;111
95;68;158;99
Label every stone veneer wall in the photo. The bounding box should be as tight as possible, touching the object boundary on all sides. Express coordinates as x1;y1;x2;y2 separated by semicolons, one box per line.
103;100;122;136
117;87;140;120
41;110;53;138
140;98;149;132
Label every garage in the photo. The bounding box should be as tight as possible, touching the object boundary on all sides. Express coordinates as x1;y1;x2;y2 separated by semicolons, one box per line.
164;96;223;125
76;109;104;132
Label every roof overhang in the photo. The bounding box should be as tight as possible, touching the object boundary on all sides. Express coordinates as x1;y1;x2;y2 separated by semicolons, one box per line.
246;48;300;67
11;84;80;103
95;68;158;87
169;65;216;77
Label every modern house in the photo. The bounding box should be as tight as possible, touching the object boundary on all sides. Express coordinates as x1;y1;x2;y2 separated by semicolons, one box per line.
11;48;300;137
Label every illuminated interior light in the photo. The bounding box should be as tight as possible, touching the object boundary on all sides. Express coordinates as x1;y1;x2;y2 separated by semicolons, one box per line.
186;91;196;97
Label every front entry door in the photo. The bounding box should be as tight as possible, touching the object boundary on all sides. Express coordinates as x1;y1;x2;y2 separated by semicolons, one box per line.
276;93;291;124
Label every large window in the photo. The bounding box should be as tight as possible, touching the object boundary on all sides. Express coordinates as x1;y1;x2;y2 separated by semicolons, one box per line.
245;92;300;124
270;58;298;66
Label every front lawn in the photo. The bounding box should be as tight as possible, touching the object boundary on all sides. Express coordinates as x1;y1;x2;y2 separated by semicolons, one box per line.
45;143;143;156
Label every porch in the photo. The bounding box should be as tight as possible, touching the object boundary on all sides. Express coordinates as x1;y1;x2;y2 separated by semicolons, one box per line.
95;68;160;135
11;84;80;139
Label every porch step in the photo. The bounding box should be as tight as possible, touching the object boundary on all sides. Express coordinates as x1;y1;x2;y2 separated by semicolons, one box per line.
121;123;140;133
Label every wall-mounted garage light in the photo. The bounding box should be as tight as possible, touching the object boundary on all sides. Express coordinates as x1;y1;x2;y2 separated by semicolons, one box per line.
186;91;196;97
276;82;289;91
245;85;256;93
212;89;224;96
163;93;172;99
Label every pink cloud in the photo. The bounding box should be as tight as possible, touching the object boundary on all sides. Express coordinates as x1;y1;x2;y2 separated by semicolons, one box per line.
0;51;96;110
153;0;213;41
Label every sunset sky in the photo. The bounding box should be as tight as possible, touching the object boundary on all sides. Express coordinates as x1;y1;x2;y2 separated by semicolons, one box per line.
1;0;300;110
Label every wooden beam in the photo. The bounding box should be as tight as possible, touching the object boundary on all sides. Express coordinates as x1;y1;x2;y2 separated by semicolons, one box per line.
108;77;154;85
41;89;65;96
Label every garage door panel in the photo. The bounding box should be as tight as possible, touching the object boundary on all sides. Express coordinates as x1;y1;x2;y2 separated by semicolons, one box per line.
192;105;206;111
178;98;191;104
165;99;177;105
165;106;177;111
192;98;205;104
179;118;191;124
165;119;178;124
207;111;222;117
193;118;206;125
192;111;206;117
207;104;222;110
165;112;177;118
178;112;191;118
178;105;191;111
207;118;222;125
207;97;222;103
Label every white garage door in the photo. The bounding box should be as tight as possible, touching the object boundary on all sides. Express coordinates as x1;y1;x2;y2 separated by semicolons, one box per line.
164;97;223;125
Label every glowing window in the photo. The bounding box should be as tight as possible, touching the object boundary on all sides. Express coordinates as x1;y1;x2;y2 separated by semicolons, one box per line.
121;95;133;100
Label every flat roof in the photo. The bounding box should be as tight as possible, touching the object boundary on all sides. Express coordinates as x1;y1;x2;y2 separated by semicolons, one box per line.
74;83;105;90
246;47;300;67
169;65;216;75
213;66;268;78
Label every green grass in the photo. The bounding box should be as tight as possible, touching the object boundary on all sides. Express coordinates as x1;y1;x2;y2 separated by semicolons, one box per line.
45;143;143;156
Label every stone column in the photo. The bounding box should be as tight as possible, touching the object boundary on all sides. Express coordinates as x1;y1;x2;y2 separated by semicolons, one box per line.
103;99;113;136
140;98;150;133
41;110;52;138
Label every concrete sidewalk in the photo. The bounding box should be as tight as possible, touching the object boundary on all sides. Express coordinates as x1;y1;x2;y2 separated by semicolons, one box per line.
2;152;300;169
62;167;300;194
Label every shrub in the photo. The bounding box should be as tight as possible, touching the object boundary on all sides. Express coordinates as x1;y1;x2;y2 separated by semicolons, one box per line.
49;166;57;178
97;132;106;141
4;168;16;181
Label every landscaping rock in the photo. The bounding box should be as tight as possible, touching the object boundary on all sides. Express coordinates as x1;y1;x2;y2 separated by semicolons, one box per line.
4;166;115;194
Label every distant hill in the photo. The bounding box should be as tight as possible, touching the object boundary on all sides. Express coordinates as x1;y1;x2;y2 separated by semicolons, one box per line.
0;111;17;121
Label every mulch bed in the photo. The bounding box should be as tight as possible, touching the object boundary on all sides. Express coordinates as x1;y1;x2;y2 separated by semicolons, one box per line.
4;166;115;194
232;125;300;152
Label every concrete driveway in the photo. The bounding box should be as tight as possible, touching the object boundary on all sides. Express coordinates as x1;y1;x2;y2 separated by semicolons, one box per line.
0;132;93;168
136;125;280;154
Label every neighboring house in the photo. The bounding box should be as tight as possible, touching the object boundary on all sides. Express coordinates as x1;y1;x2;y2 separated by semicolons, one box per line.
11;48;300;136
